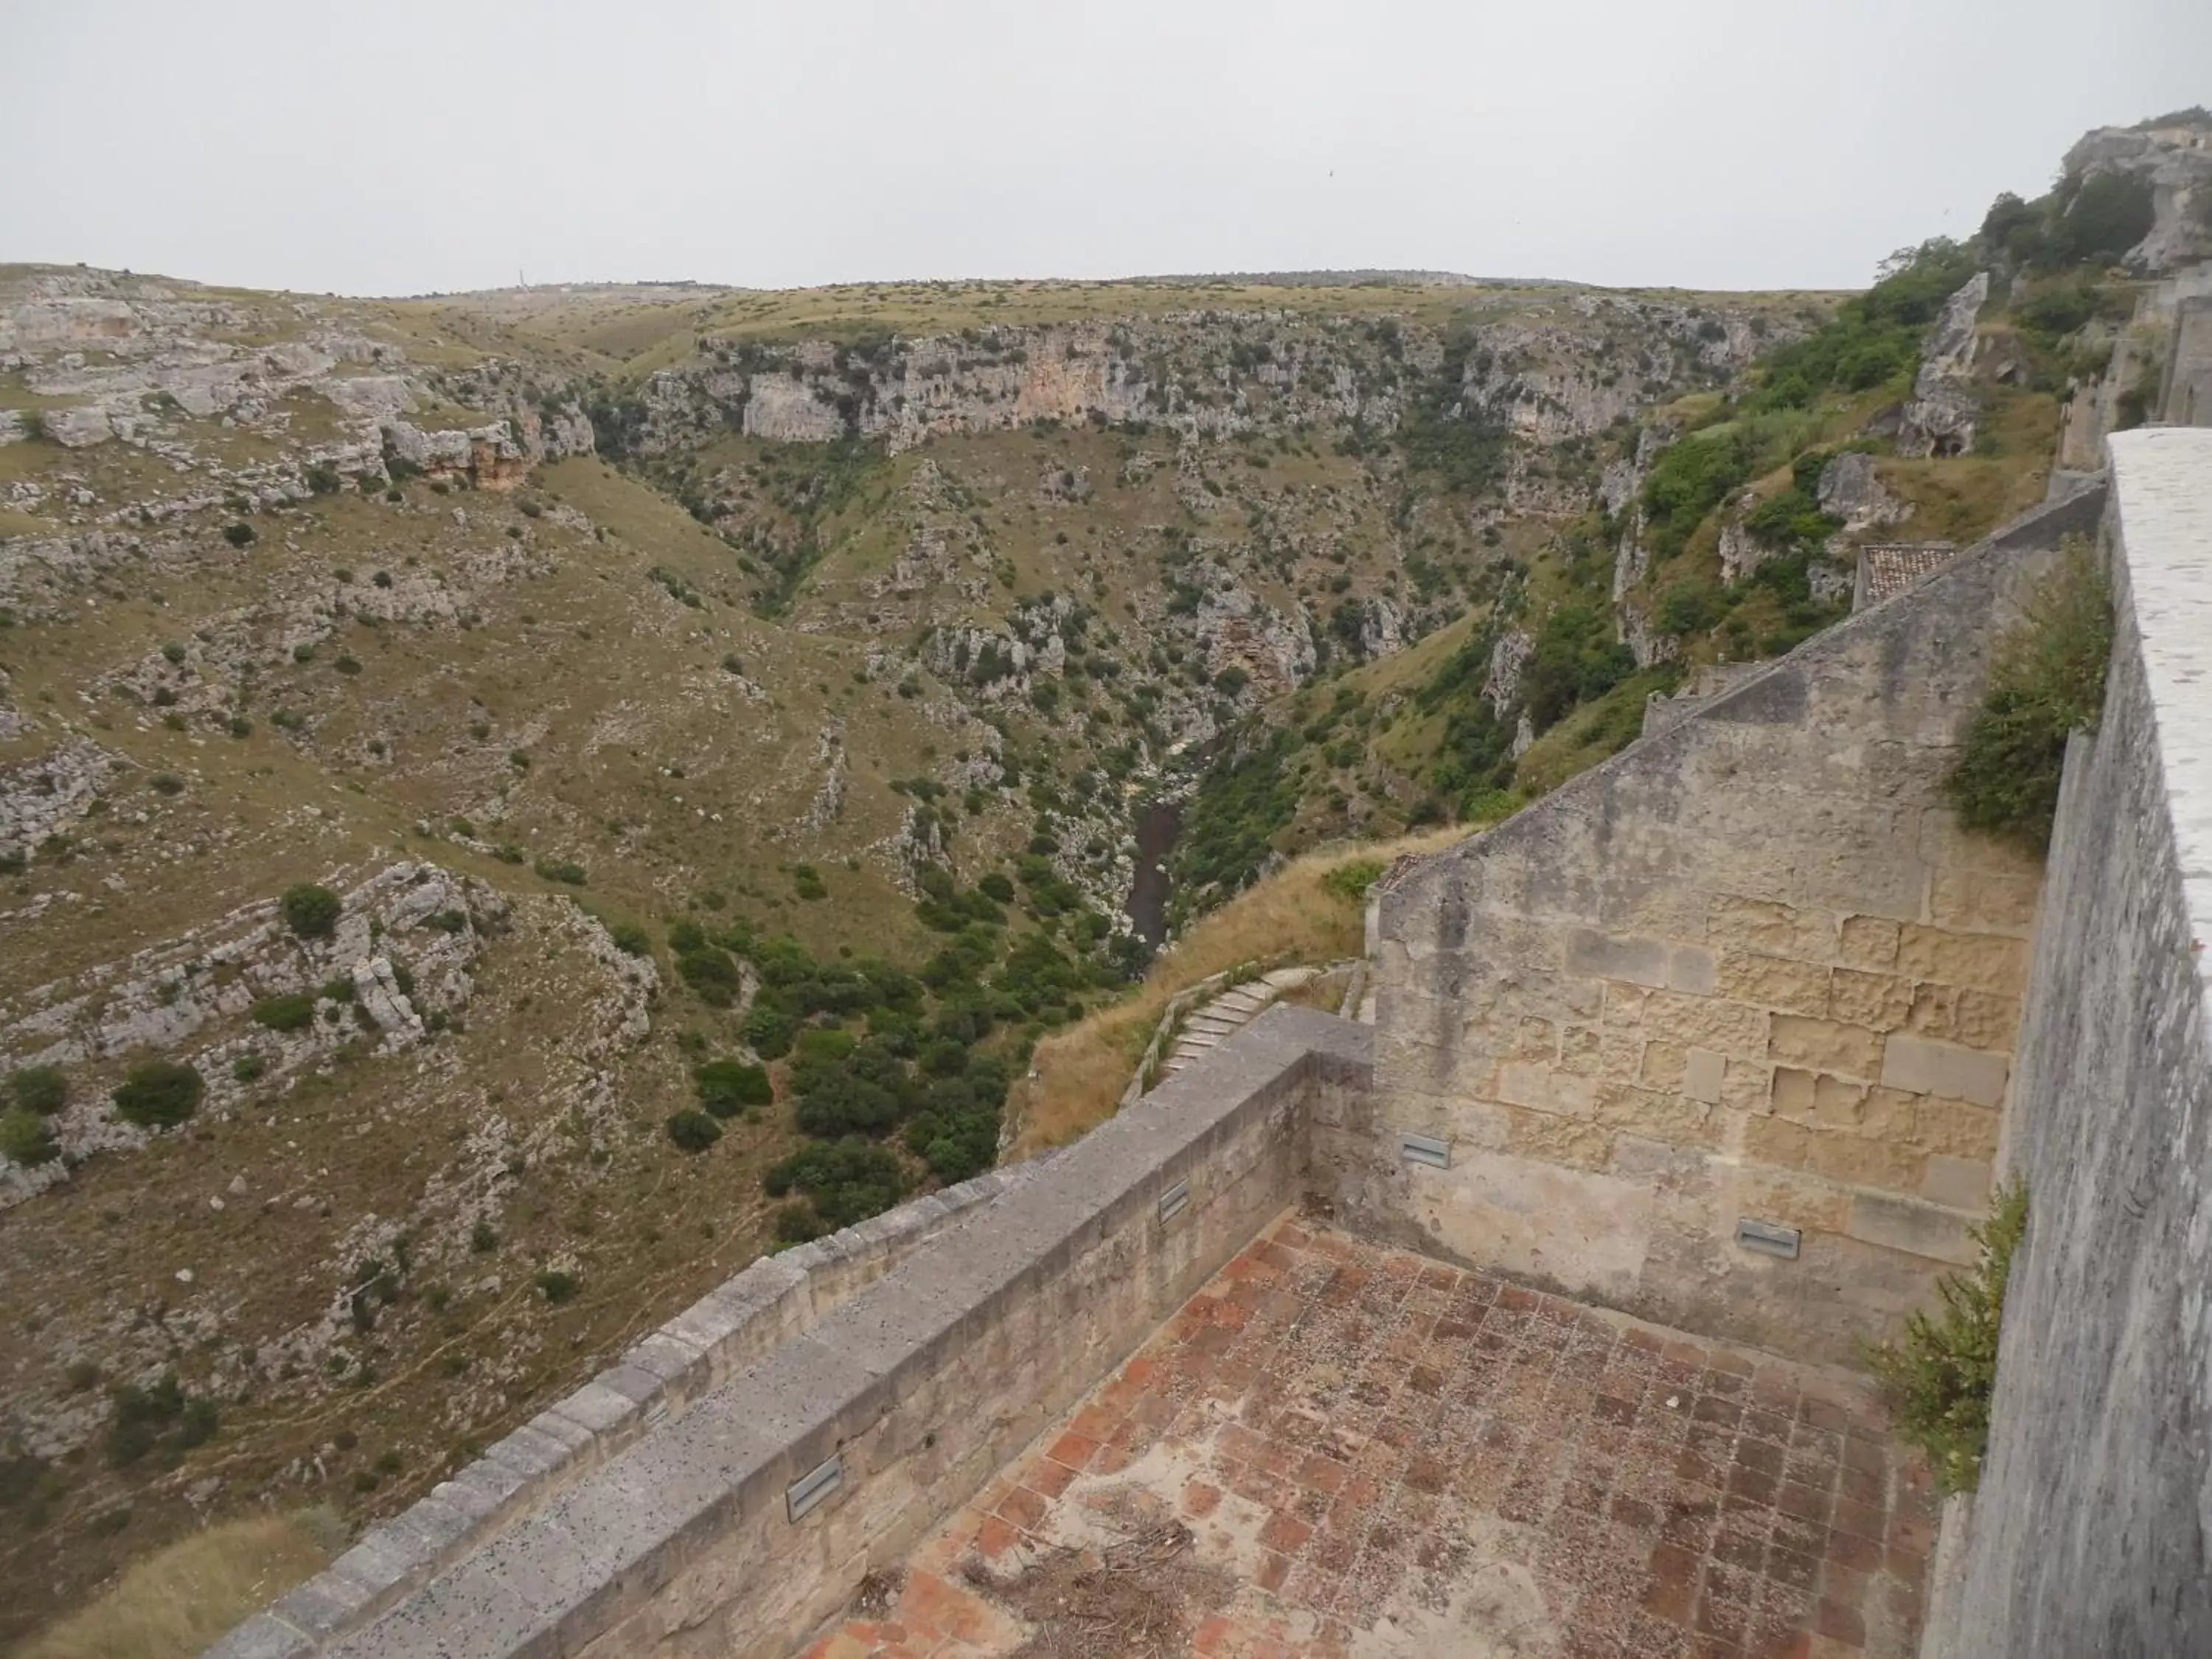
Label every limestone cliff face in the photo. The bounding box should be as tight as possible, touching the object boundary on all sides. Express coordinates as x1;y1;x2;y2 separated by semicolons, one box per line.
636;295;1800;458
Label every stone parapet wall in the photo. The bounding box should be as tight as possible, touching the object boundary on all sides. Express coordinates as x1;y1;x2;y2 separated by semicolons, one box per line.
209;1159;1048;1658
214;1006;1370;1659
1335;481;2107;1367
1930;429;2212;1655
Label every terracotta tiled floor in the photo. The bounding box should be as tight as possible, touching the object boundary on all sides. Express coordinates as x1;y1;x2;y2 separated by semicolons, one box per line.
804;1217;1934;1659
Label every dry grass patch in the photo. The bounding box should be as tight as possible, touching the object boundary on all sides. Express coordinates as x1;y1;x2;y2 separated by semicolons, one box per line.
20;1510;338;1659
1006;828;1461;1156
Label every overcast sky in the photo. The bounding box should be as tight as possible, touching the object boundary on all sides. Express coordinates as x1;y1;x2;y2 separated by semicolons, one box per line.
7;1;2206;298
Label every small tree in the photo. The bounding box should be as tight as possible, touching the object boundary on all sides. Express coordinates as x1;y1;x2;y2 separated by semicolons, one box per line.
280;883;342;939
1866;1181;2028;1494
1944;540;2112;852
113;1060;205;1127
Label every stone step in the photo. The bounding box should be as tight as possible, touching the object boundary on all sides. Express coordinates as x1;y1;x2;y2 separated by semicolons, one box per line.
1185;1017;1242;1037
1262;966;1320;990
1211;990;1268;1014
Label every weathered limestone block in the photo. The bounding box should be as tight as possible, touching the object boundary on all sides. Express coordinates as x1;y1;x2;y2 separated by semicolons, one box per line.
1846;1191;1977;1265
1496;1061;1597;1118
1644;990;1768;1058
1893;925;2026;1000
1683;1048;1727;1104
1592;1081;1726;1150
1909;1095;2003;1160
1880;1032;2010;1107
1837;915;1902;970
1743;1114;1927;1192
1829;968;1915;1032
1717;950;1832;1016
1768;1015;1885;1079
1707;895;1841;961
1929;866;2041;933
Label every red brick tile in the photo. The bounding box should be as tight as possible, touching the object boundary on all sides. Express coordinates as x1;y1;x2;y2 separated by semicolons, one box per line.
1823;1526;1883;1573
1180;1477;1222;1517
995;1486;1048;1532
973;1514;1020;1559
1259;1510;1314;1554
1815;1597;1866;1646
1257;1548;1293;1593
1023;1457;1074;1499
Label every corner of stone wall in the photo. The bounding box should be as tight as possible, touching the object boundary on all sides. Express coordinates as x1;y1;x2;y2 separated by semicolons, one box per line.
1352;478;2109;1368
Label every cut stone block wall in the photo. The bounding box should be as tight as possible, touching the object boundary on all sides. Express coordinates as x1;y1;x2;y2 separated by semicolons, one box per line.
1332;481;2107;1366
216;1006;1369;1659
1932;430;2212;1655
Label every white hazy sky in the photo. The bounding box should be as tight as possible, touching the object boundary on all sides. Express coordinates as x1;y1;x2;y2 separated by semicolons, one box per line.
7;1;2207;298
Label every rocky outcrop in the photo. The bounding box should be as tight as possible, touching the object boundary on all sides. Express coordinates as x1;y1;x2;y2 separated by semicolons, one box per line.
1816;451;1913;533
2060;118;2212;275
0;740;115;860
1483;628;1534;712
1898;273;1992;459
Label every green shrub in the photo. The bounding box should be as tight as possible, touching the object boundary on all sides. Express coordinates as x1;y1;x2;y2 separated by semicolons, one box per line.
1866;1181;2028;1495
232;1053;266;1083
10;1064;67;1114
608;920;652;956
149;772;185;796
666;1109;722;1152
532;858;588;886
470;1220;498;1253
694;1059;772;1117
792;864;827;901
676;945;742;1006
112;1060;204;1127
535;1270;581;1304
1;1108;59;1166
762;1137;908;1232
251;993;316;1032
1944;542;2112;852
105;1374;218;1467
743;1002;796;1059
280;883;342;938
1320;859;1385;902
222;522;257;547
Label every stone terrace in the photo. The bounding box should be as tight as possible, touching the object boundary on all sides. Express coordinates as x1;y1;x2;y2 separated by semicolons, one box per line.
805;1218;1933;1659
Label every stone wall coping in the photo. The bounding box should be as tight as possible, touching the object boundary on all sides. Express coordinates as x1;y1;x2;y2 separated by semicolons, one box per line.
2106;428;2212;1035
212;1006;1371;1659
206;1144;1058;1658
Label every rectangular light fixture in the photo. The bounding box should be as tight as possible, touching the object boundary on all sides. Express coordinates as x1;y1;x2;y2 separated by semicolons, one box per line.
1735;1218;1802;1260
787;1453;844;1521
1158;1178;1189;1222
1400;1133;1451;1169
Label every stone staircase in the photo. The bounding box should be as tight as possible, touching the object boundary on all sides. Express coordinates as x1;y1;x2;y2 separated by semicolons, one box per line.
1159;965;1320;1079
